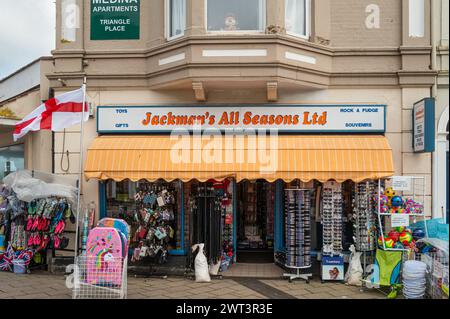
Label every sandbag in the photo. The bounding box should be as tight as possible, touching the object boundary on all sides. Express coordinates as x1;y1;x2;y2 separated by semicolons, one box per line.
192;244;211;283
345;245;363;286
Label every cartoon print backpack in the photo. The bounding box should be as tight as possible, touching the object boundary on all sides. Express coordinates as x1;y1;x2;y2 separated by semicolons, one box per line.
97;218;130;241
86;227;123;286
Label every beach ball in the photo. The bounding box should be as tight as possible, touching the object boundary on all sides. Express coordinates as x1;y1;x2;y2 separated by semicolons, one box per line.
385;188;396;199
389;207;399;214
413;203;424;214
394;226;405;233
399;231;413;245
412;229;426;240
378;236;394;248
391;196;404;207
388;230;400;242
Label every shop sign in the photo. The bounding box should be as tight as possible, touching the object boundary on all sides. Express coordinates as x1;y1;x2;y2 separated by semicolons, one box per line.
392;176;412;191
413;98;435;153
90;0;140;40
391;214;410;228
97;105;386;133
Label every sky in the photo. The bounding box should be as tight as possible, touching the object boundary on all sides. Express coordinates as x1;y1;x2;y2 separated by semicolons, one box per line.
0;0;56;79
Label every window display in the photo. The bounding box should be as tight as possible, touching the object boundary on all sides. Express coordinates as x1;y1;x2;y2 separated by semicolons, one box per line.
206;0;265;31
105;180;182;264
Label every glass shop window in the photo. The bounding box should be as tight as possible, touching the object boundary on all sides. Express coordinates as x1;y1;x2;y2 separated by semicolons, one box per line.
285;0;310;39
166;0;186;40
105;180;183;254
0;144;24;180
206;0;266;32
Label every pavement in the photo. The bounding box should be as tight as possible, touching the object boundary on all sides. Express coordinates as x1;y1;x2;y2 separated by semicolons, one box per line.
0;271;386;299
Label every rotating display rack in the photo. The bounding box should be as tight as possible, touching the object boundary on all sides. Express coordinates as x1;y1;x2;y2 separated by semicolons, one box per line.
353;181;378;252
283;188;313;283
322;182;343;257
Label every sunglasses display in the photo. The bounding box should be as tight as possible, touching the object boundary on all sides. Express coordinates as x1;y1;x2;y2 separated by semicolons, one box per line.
352;181;378;252
284;189;312;268
321;182;343;256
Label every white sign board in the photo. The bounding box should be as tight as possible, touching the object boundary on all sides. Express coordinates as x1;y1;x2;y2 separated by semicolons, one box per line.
392;176;413;191
97;105;386;133
391;214;410;228
413;100;425;152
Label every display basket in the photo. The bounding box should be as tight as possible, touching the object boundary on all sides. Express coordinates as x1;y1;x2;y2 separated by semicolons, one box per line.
404;249;449;299
72;255;128;299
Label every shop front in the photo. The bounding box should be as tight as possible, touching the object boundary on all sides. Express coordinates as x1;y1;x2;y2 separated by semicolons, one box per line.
84;104;394;276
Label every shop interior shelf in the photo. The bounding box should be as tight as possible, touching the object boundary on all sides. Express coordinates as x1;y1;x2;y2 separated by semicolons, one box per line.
378;213;426;216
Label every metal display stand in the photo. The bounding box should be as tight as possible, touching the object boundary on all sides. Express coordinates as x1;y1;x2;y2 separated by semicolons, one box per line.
283;188;313;283
376;177;428;252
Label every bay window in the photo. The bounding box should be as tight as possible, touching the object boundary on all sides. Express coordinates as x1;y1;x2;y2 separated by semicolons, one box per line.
206;0;265;32
285;0;310;39
166;0;186;40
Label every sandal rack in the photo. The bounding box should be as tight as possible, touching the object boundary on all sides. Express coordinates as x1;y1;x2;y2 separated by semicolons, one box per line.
283;188;313;283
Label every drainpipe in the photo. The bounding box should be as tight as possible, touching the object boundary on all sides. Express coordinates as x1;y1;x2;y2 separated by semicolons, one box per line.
430;0;438;218
431;0;437;99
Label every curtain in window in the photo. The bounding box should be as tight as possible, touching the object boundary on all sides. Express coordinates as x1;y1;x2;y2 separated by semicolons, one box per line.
170;0;186;37
285;0;306;37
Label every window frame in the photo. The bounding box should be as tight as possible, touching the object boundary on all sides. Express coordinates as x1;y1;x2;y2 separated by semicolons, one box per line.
204;0;267;34
285;0;311;40
165;0;187;41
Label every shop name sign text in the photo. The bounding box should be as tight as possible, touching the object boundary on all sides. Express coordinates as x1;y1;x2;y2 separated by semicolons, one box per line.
91;0;140;40
97;105;386;133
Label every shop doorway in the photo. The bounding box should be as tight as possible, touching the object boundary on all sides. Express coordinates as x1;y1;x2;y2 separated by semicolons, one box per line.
236;180;275;263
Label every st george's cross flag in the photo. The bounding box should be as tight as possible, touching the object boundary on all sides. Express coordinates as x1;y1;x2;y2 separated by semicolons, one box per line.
13;86;88;141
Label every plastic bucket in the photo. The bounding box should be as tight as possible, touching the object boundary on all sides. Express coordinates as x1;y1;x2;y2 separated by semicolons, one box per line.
13;260;26;274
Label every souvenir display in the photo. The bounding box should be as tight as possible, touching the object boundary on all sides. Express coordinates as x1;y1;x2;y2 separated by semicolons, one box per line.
24;198;73;251
352;181;378;252
321;182;343;256
237;181;274;251
190;180;234;271
130;182;178;264
0;183;74;273
376;177;427;251
284;189;311;268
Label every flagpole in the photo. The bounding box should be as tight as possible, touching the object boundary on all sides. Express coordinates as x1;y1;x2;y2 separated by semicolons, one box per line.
74;77;87;262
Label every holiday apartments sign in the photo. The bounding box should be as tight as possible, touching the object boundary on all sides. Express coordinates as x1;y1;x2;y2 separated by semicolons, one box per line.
91;0;140;40
97;105;386;133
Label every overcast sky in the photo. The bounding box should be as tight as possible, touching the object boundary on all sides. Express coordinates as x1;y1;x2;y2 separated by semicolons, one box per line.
0;0;55;79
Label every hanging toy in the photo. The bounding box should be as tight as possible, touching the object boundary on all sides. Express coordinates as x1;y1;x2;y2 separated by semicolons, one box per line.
390;196;404;208
384;188;396;201
399;231;413;246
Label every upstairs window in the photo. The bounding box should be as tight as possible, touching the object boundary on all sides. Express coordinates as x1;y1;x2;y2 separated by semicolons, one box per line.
206;0;265;32
285;0;310;39
166;0;186;40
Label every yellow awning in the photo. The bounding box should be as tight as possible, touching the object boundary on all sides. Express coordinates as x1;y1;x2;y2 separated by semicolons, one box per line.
84;135;394;183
